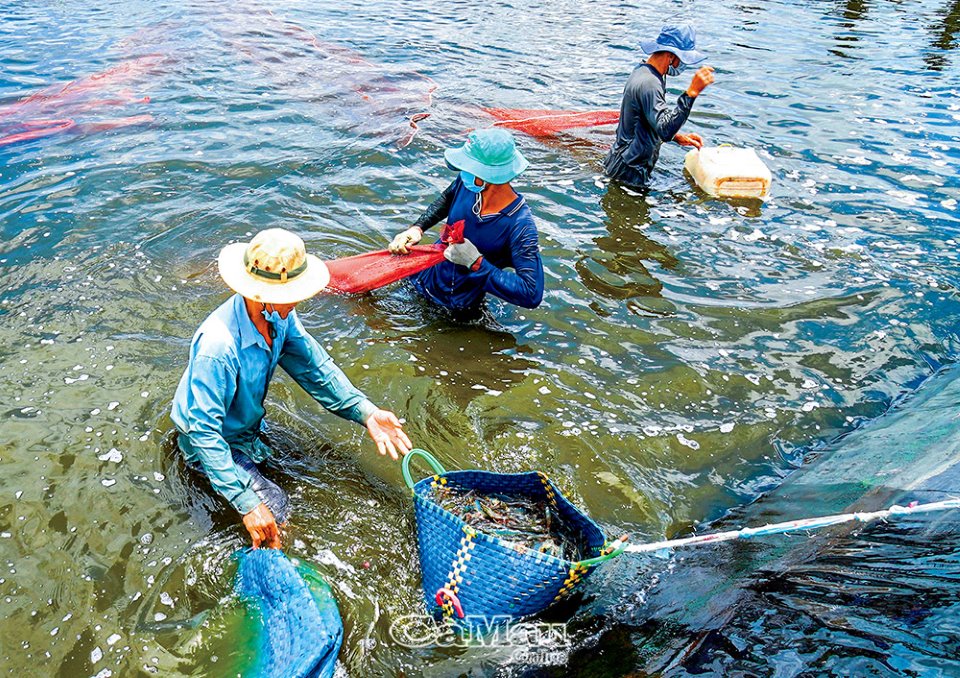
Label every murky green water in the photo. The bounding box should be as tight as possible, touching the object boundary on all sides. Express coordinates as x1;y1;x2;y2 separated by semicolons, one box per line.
1;0;959;675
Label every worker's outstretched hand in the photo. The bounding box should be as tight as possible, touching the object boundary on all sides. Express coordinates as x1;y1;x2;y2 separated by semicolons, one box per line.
243;502;281;549
366;408;413;460
686;66;715;98
389;226;423;254
674;133;704;149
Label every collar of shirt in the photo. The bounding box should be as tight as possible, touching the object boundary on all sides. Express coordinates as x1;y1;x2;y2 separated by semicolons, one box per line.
480;193;525;221
642;62;665;84
233;294;289;352
233;294;296;353
235;295;264;350
452;175;526;223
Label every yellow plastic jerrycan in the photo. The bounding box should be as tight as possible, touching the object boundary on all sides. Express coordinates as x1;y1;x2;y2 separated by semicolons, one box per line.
684;146;772;199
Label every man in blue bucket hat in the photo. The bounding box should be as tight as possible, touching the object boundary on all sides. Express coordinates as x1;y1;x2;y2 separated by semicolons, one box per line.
388;128;544;318
604;24;715;188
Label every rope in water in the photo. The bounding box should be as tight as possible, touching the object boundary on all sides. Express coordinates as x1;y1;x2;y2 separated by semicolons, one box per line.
622;497;960;554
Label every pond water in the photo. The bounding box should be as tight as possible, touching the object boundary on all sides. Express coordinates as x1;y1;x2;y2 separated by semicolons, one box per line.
1;0;959;675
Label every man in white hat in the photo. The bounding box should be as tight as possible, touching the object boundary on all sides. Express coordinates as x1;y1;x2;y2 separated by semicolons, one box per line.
171;228;412;548
604;24;715;188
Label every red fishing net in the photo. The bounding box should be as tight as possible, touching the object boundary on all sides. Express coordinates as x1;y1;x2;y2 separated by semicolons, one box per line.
482;108;620;137
324;220;464;295
0;119;75;146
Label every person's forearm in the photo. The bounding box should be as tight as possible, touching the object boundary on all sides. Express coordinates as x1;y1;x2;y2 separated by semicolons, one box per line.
184;430;259;514
657;93;695;141
412;183;455;231
480;260;544;308
280;335;378;425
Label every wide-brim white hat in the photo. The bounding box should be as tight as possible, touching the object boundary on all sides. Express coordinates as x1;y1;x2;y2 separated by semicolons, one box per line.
218;228;330;304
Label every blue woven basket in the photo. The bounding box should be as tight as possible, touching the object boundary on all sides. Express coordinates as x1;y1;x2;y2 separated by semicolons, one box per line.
402;449;625;626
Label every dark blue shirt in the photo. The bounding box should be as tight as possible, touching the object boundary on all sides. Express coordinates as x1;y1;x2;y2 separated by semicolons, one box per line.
604;64;695;188
411;177;544;313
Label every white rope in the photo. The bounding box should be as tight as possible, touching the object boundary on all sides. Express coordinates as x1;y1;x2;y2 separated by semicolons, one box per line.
624;497;960;554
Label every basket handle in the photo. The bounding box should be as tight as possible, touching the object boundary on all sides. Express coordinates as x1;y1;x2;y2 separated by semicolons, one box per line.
402;448;447;490
577;536;629;568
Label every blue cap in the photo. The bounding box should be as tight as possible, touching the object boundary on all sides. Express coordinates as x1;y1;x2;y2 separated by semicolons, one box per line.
443;128;529;185
640;24;707;65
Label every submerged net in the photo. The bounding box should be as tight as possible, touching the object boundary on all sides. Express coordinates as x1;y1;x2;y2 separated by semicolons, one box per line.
0;119;76;146
483;107;620;137
432;485;584;561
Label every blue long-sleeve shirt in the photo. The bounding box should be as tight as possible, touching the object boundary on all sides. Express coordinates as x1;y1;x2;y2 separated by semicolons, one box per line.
604;63;695;188
170;294;376;514
410;176;544;313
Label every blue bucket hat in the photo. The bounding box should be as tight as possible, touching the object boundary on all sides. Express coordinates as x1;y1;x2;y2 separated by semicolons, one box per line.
444;128;529;185
640;24;706;65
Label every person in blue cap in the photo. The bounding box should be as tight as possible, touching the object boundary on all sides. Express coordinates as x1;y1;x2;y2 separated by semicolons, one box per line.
388;128;544;318
604;24;715;188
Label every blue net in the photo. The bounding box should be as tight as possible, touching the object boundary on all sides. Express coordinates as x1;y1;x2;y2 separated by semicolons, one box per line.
234;549;342;678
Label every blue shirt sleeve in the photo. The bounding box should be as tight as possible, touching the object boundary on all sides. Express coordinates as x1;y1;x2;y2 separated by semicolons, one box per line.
178;354;261;515
279;314;377;425
479;216;544;309
636;76;694;142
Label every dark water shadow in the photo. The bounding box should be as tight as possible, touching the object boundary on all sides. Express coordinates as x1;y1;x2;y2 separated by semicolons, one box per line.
828;0;871;59
158;424;360;534
575;183;680;317
336;284;539;400
925;0;960;71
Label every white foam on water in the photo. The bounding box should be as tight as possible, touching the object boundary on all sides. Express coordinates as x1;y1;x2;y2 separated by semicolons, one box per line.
98;449;122;463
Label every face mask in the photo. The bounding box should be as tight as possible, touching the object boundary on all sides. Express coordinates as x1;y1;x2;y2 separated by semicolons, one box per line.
261;307;282;339
667;60;685;77
262;309;282;323
461;171;486;194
